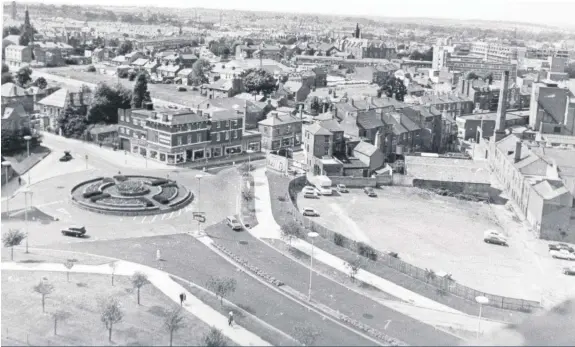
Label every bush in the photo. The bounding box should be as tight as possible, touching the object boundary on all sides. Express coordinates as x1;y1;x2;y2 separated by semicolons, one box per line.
160;182;177;188
138;197;154;207
90;193;111;202
357;242;378;261
151;179;169;186
334;232;345;246
102;177;115;183
86;65;96;72
152;195;169;204
114;175;127;182
83;190;102;199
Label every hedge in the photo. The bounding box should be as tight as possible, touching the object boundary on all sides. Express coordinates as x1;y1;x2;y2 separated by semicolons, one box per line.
90;193;111;202
151;178;169;186
114;175;128;182
102;177;115;183
83;190;102;199
137;197;154;207
160;182;177;188
153;195;169;204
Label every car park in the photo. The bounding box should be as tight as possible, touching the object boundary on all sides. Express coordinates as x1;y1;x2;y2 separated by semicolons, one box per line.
483;230;508;246
61;226;87;237
302;208;319;217
563;266;575;275
363;187;377;197
336;184;348;193
550;249;575;261
226;216;242;231
177;86;187;92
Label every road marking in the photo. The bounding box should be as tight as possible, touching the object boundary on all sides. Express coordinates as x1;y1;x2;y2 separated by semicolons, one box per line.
36;200;64;208
133;216;137;221
178;209;182;216
169;212;174;219
384;320;392;330
141;216;147;223
162;214;167;220
151;215;157;223
56;208;72;217
185;205;194;212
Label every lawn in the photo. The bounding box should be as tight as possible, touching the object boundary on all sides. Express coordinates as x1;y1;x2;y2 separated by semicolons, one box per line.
240;172;259;229
1;271;231;346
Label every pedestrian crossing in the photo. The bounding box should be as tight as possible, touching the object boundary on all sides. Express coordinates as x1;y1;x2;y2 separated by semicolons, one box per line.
132;204;196;224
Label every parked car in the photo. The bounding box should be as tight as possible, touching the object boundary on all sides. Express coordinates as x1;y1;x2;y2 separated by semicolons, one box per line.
336;184;348;193
226;216;242;231
550;249;575;261
61;226;86;237
363;187;377;197
303;190;318;199
549;243;574;253
59;151;73;162
483;230;508;246
563;266;575;275
302;208;319;217
177;86;187;92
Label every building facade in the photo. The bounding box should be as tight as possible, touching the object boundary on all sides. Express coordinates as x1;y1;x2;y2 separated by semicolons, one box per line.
4;45;33;69
258;111;303;152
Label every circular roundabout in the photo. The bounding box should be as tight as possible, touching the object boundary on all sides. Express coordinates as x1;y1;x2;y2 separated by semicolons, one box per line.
70;174;193;216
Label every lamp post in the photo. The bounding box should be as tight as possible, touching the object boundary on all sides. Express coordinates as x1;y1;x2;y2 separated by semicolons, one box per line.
475;295;489;340
23;135;32;184
307;231;319;301
2;161;12;215
246;149;254;171
195;174;203;235
22;187;33;254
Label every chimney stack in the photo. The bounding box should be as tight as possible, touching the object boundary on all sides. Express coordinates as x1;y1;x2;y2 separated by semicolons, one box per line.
493;70;509;142
514;140;522;163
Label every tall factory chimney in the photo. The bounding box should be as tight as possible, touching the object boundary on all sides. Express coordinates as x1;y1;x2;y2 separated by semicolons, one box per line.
493;70;510;142
11;1;17;20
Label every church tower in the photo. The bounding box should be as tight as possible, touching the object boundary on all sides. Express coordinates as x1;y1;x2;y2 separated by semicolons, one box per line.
354;23;361;39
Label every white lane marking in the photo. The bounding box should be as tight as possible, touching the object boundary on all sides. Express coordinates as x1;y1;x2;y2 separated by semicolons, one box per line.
150;215;157;223
162;213;167;220
133;216;137;221
178;209;182;216
169;211;174;219
36;200;65;208
141;216;147;223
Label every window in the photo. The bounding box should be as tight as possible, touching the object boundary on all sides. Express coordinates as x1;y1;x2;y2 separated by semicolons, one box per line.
233;130;237;139
188;135;193;143
232;120;238;127
225;120;230;127
215;121;220;128
178;136;183;145
554;126;561;133
216;133;221;141
198;133;202;142
225;131;230;140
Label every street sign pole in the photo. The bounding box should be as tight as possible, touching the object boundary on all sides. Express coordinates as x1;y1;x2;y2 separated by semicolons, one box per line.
85;154;88;170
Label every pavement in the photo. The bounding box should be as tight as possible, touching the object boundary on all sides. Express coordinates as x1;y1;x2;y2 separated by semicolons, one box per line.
248;167;508;335
1;259;270;347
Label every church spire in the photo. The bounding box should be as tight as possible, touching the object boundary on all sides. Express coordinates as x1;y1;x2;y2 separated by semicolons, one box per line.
354;23;361;39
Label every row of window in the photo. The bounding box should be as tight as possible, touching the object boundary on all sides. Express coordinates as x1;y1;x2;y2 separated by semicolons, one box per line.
120;115;240;131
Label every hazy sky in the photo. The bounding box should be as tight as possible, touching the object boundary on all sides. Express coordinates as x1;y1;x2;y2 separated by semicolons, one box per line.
18;0;575;27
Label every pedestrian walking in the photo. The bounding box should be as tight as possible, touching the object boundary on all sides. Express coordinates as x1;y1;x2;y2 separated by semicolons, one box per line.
179;292;186;306
99;142;102;148
18;177;21;186
156;249;161;261
228;311;234;326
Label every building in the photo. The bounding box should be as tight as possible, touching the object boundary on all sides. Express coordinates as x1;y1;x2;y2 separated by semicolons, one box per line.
200;78;244;99
457;78;530;111
91;47;112;64
456;110;530;141
32;46;65;67
35;87;92;131
197;98;265;130
134;36;200;51
529;80;575;136
4;45;33;69
415;93;474;119
352;66;395;85
118;104;260;164
469;42;518;63
489;134;575;243
258;111;303;152
336;36;396;59
276;81;310;103
2;103;29;131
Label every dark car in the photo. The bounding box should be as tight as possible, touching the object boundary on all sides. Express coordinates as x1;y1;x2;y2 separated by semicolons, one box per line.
549;243;574;253
363;187;377;197
59;151;73;162
61;226;86;237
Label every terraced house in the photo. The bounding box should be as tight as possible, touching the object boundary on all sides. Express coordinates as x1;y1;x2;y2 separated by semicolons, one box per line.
118;103;260;165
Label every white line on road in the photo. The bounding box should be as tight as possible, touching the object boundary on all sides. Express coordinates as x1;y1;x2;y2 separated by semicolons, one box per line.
133;216;137;221
169;212;174;219
162;213;167;220
36;200;64;208
178;209;182;216
141;216;147;223
150;215;157;223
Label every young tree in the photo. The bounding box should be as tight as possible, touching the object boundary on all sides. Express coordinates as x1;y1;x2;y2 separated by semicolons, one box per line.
131;73;151;108
16;66;32;87
190;58;210;86
345;257;363;282
280;220;302;247
52;310;71;335
33;281;55;313
309;97;322;114
2;229;27;260
242;189;253;202
203;327;227;347
1;65;13;84
99;296;124;342
131;272;150;305
34;76;48;89
63;259;75;282
293;324;320;346
117;41;133;55
164;307;186;347
241;68;276;95
206;277;236;306
109;261;118;286
2;63;9;73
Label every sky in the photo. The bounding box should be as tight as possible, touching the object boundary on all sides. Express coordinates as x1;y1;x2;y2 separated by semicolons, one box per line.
16;0;575;27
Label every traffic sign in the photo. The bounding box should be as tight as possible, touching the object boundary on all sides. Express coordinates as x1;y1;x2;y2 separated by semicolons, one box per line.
193;212;206;223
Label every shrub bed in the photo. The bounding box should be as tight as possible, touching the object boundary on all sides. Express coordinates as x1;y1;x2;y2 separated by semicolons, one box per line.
153;195;169;204
151;178;169;186
137;197;155;207
113;175;128;182
336;314;406;346
83;190;102;199
116;180;150;196
357;242;378;261
97;197;144;208
89;193;111;202
83;182;102;196
212;243;284;287
153;186;178;203
102;177;115;183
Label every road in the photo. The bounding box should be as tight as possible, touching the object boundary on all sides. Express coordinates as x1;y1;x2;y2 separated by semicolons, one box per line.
207;222;462;346
46;233;377;346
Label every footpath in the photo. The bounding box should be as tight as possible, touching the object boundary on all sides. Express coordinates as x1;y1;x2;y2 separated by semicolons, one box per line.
1;260;270;347
248;167;507;334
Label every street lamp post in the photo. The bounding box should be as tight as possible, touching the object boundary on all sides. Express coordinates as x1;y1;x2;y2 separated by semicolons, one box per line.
307;231;319;301
23;135;32;184
22;188;33;254
2;161;12;215
196;174;203;235
475;295;489;340
246;149;254;171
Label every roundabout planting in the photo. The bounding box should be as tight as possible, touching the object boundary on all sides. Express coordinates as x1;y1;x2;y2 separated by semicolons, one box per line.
71;175;193;216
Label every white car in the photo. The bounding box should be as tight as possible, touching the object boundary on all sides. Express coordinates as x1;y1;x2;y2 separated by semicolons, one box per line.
563;266;575;275
550;249;575;261
483;230;508;246
336;184;348;193
226;216;242;231
302;208;319;217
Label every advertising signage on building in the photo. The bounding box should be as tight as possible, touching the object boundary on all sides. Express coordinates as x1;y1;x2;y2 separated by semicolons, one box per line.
266;153;288;174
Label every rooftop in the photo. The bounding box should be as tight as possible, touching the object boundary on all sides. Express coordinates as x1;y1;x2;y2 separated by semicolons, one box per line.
405;155;490;184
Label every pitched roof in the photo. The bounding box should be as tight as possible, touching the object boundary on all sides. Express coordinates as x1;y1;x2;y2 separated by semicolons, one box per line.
131;58;149;66
357;111;384;129
2;103;26;120
205;79;233;91
258;112;301;126
353;141;378;157
157;64;181;73
306;122;332;136
3;35;20;45
319;119;343;132
36;88;68;108
1;83;28;97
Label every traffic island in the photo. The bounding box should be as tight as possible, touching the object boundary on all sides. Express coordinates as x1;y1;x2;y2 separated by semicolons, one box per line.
70;175;193;216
